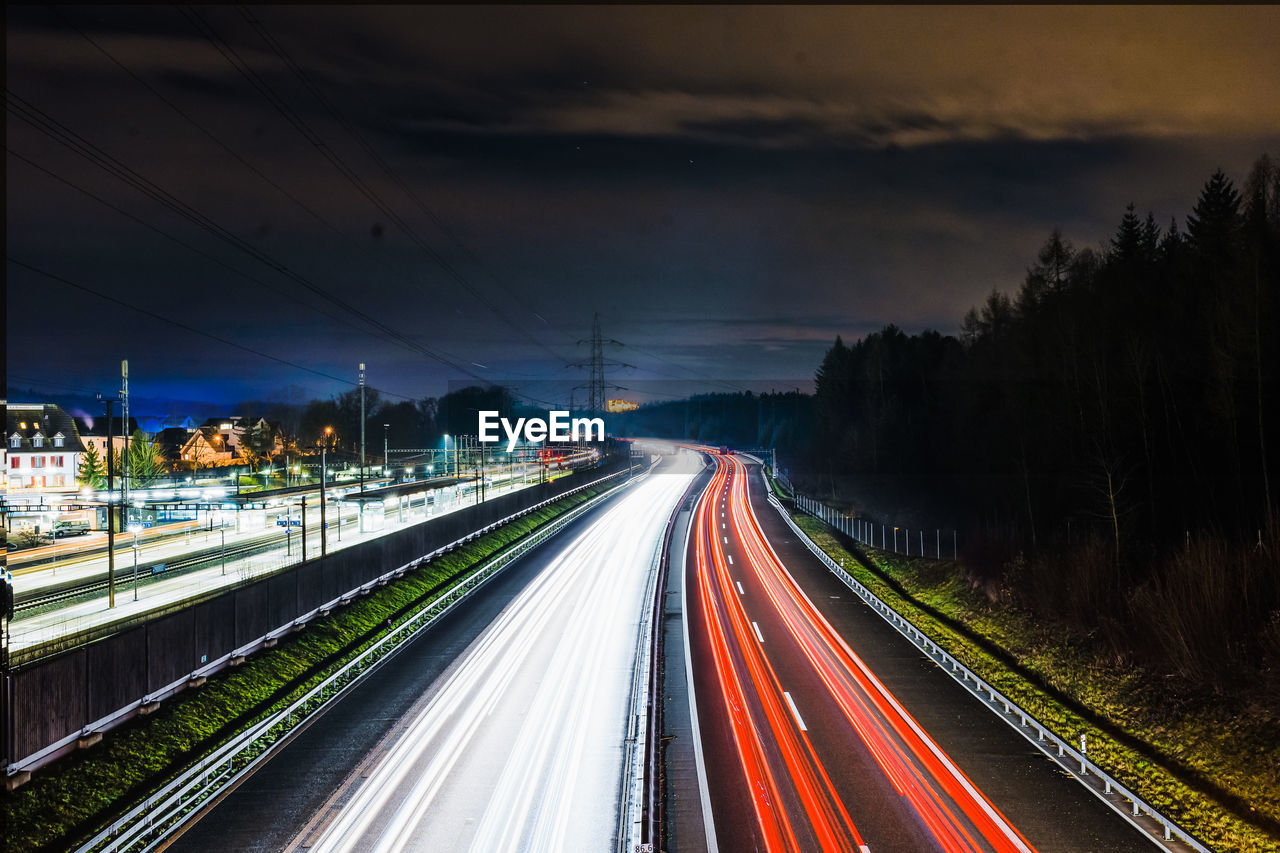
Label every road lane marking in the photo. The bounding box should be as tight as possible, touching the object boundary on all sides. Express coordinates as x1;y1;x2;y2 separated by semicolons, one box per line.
726;554;733;565
723;536;728;544
722;523;725;529
752;621;764;643
736;582;744;595
783;691;807;731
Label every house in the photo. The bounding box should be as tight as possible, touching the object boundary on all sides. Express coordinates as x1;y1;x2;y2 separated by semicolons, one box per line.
6;404;87;492
174;417;283;469
75;415;138;463
179;427;236;468
152;426;194;467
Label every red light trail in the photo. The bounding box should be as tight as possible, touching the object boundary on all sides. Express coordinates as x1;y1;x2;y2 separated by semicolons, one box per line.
690;451;1036;853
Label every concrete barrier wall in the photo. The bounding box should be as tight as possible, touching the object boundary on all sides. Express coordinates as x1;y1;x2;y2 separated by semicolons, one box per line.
5;461;629;773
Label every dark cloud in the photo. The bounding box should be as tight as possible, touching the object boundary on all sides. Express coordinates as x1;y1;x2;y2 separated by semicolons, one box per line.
6;5;1280;409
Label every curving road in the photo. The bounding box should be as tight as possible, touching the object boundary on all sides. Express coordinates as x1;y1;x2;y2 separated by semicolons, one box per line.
683;453;1151;852
280;452;698;853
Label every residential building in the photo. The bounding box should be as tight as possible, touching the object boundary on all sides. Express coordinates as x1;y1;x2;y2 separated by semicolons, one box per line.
74;416;137;463
6;404;87;492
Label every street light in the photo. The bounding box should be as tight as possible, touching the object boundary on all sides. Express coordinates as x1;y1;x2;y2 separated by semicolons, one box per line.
320;426;333;557
383;423;390;482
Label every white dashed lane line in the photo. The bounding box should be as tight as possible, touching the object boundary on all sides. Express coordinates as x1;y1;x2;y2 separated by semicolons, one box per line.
784;691;807;731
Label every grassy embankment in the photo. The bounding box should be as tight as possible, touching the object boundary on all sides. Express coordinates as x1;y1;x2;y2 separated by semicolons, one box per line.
767;475;1279;853
2;479;615;852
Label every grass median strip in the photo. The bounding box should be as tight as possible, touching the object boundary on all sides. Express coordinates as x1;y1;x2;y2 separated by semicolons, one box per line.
2;482;615;853
782;499;1279;853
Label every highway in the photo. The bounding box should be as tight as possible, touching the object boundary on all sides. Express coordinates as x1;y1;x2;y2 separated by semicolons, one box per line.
683;453;1152;852
166;451;698;853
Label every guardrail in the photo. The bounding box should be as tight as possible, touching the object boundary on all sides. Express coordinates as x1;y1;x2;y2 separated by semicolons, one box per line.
769;473;1210;852
794;493;959;560
619;468;664;853
622;459;709;853
69;470;638;853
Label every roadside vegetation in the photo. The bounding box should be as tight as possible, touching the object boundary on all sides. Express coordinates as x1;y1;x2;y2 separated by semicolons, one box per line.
1;481;616;852
784;499;1280;853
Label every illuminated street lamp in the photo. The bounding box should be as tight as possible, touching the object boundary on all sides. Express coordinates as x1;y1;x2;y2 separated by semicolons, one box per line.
320;426;333;556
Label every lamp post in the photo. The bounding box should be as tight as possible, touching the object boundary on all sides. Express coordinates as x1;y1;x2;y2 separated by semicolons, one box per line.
320;426;332;557
383;423;390;482
359;363;366;494
132;528;139;601
444;434;452;477
101;394;117;608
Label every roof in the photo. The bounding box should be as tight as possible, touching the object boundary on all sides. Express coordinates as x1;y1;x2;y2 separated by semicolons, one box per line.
200;417;245;430
152;426;192;447
6;404;87;453
153;426;193;460
74;416;140;438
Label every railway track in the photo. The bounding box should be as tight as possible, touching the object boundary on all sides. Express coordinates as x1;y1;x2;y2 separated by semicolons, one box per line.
13;533;311;614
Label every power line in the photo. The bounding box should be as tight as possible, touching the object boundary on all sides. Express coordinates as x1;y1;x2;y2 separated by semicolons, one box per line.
5;145;368;339
237;6;575;367
5;88;495;383
5;255;412;400
51;6;358;253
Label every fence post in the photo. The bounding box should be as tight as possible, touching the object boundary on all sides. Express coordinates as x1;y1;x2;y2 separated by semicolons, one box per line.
936;528;940;559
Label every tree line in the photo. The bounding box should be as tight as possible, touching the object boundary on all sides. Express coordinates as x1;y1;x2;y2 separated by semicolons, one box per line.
809;156;1280;686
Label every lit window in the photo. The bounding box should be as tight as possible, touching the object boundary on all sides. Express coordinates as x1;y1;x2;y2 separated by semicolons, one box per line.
19;422;27;430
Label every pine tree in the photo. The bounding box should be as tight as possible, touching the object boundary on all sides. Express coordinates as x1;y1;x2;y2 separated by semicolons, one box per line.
127;429;165;488
1111;203;1143;263
1186;169;1242;269
78;443;104;489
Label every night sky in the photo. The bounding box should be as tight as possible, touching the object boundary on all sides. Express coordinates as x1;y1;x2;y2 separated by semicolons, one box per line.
7;5;1280;412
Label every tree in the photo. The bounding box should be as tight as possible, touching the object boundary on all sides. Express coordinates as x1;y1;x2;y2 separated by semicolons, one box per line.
78;443;105;489
244;420;281;472
127;429;165;488
1111;203;1143;264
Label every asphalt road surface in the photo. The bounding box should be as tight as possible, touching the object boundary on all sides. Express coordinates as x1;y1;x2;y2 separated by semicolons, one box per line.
681;454;1152;853
168;452;698;853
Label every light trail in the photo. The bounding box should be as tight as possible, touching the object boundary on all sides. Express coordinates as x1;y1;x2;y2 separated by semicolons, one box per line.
692;451;1038;853
302;454;698;853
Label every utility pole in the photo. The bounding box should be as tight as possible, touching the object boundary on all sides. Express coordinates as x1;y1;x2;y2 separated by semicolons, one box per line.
121;360;130;517
383;423;389;481
102;395;117;608
359;363;366;494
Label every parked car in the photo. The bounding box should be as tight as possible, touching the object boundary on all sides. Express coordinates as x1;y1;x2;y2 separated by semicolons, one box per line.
53;520;92;538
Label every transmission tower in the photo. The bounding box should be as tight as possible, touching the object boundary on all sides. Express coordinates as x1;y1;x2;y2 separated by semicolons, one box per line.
568;313;630;419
